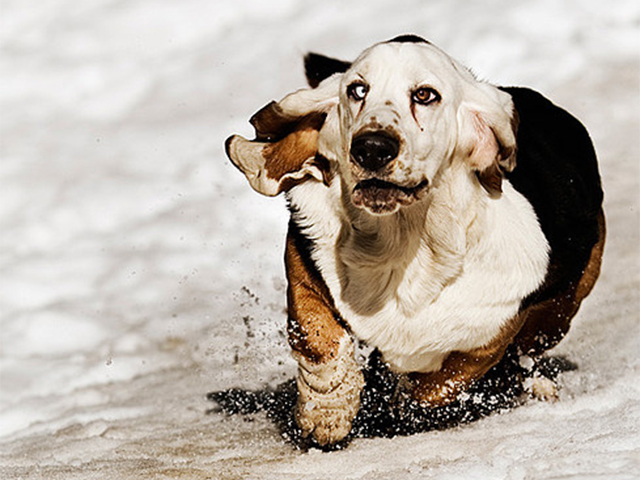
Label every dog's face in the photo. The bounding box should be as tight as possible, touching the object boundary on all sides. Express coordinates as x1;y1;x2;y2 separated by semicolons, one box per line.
336;42;472;214
226;37;517;215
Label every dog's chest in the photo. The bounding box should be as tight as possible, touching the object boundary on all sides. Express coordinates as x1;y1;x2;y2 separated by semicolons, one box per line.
287;179;549;373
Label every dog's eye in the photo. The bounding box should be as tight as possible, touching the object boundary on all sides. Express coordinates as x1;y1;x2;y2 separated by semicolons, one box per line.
412;87;440;106
347;83;368;101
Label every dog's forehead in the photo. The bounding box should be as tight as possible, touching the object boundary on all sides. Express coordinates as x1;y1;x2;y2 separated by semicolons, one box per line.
350;42;457;79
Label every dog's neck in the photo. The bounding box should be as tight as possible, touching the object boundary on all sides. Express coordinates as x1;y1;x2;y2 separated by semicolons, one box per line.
336;164;488;316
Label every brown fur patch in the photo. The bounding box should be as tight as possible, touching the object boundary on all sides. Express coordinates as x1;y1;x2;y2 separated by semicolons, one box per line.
404;312;526;407
515;209;606;356
253;111;328;190
262;127;320;181
285;226;348;364
575;210;606;300
476;163;504;197
250;101;326;141
249;101;293;141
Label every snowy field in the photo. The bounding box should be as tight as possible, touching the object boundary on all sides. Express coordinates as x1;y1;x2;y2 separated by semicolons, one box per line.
1;0;639;478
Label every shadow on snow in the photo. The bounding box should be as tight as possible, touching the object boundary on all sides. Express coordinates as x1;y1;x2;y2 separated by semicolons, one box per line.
207;348;576;451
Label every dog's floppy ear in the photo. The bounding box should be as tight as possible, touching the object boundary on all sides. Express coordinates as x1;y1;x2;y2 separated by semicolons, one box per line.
304;53;351;88
225;75;341;196
457;84;518;197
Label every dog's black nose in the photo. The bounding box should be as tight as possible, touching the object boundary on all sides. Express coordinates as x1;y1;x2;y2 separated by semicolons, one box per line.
350;132;400;171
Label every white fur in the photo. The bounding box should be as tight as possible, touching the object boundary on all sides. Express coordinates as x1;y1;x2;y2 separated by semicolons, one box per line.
288;168;548;373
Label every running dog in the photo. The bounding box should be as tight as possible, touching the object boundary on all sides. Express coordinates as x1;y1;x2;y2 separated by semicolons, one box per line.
225;35;604;446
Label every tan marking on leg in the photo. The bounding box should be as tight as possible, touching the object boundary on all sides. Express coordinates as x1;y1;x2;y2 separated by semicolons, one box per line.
285;229;346;362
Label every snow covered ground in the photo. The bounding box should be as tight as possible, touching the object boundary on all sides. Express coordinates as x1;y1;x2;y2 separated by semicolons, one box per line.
1;0;639;478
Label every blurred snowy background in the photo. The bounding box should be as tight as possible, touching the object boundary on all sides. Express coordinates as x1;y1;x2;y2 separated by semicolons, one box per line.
0;1;638;479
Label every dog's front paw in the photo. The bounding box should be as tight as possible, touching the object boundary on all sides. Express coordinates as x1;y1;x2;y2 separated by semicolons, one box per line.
294;341;364;446
296;366;364;446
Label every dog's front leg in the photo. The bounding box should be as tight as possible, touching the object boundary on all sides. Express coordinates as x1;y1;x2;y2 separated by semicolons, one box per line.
285;230;364;446
292;338;363;446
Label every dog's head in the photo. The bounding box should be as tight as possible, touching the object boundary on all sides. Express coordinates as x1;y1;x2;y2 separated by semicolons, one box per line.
226;36;517;215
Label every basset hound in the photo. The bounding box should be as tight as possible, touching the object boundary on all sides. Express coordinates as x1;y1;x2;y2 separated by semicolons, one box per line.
225;35;605;446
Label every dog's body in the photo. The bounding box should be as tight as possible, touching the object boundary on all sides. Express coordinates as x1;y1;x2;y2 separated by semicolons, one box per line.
225;36;604;446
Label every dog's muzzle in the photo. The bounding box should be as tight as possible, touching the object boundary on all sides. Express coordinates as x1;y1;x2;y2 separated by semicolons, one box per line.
350;131;400;171
352;178;429;215
348;130;427;214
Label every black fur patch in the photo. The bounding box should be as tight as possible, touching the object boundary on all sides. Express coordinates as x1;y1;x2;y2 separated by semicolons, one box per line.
387;34;430;44
502;87;604;306
304;52;351;88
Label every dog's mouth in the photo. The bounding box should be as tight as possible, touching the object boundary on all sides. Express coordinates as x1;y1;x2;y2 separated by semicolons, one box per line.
352;178;429;214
